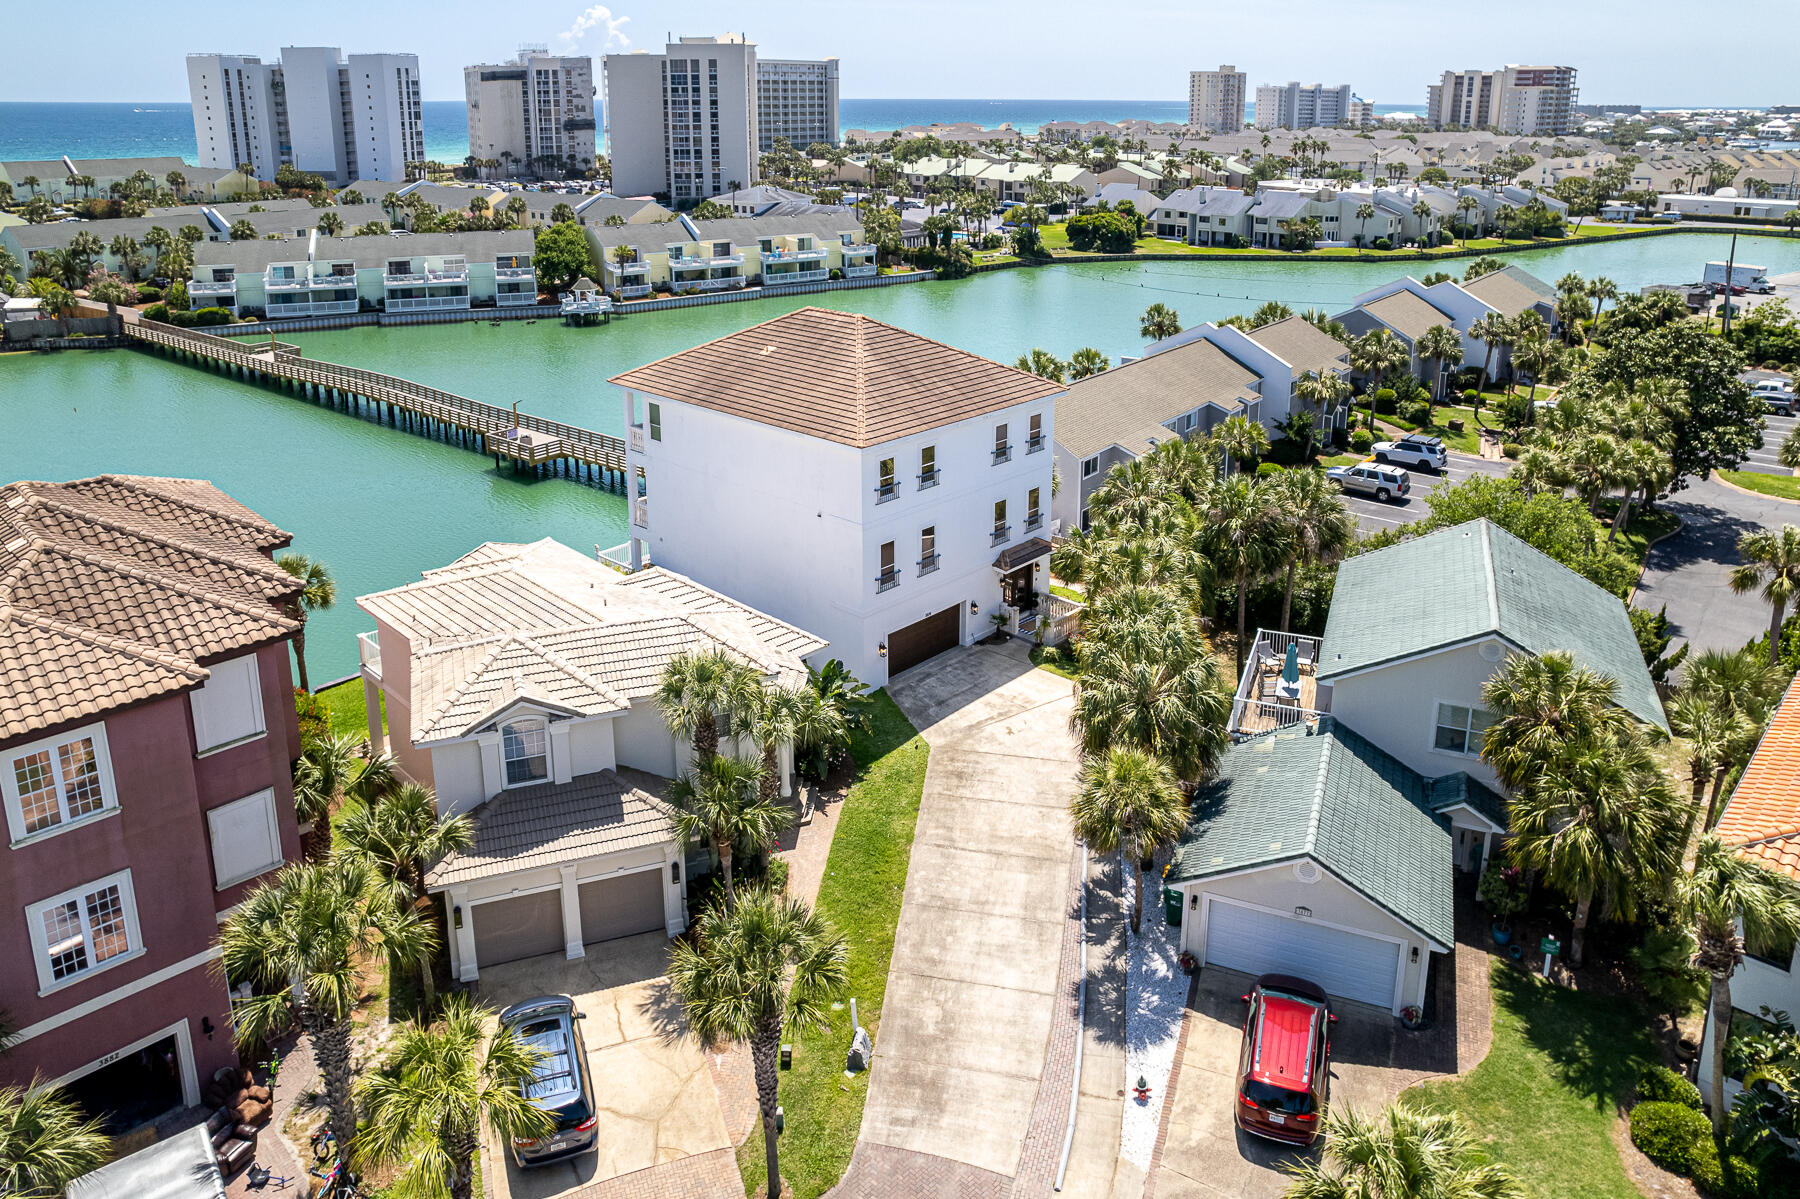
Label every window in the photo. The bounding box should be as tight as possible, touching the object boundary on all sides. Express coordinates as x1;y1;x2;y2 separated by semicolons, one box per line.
502;719;549;786
919;445;938;488
4;725;116;842
648;402;662;441
1433;703;1493;756
877;541;898;592
877;457;898;502
992;499;1009;544
1028;413;1045;452
1026;487;1042;531
919;526;939;574
1081;456;1100;478
994;423;1011;464
190;653;266;754
28;871;138;992
208;788;283;889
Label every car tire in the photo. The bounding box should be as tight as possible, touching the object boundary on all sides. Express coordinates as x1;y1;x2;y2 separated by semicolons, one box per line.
1376;487;1391;501
1374;452;1389;463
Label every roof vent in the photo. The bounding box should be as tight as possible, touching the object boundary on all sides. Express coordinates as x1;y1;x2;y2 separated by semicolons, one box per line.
1480;641;1504;663
1294;860;1321;884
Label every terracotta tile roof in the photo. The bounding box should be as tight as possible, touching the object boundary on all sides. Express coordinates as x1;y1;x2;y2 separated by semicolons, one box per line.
1715;676;1800;880
425;767;676;889
359;539;828;745
0;476;299;743
608;307;1064;448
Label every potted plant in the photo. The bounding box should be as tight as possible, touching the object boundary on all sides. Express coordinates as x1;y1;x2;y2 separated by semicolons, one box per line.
1177;950;1197;975
1399;1004;1425;1030
1478;864;1527;946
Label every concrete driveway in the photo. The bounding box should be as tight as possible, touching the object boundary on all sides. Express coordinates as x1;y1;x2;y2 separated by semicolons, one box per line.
1150;967;1456;1198
844;639;1087;1188
474;932;738;1199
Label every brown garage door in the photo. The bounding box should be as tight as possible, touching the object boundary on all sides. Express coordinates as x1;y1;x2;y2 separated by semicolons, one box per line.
888;606;960;675
471;890;565;969
578;870;666;946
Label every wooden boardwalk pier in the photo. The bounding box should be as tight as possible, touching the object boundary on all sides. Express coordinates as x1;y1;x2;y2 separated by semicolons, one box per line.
125;319;630;489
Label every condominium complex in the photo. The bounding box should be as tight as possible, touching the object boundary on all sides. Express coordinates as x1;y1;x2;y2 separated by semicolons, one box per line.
187;47;423;184
605;35;840;203
1187;65;1247;133
1427;65;1578;135
463;48;598;176
1253;82;1355;130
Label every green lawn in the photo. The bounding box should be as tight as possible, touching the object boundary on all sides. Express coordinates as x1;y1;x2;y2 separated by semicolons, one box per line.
1049;583;1084;603
1320;453;1364;468
316;677;386;739
1719;468;1800;501
1370;405;1484;455
1029;644;1080;680
737;694;928;1199
1409;964;1660;1199
1030;223;1667;263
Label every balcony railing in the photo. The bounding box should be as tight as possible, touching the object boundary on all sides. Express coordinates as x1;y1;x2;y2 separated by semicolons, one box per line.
312;274;358;289
840;243;877;257
1027;433;1047;454
844;264;878;278
266;298;359;317
387;295;469;312
189;278;237;296
357;631;382;679
1229;629;1331;739
384;272;428;285
991;524;1011;546
765;247;827;261
605;261;648;276
264;275;309;291
765;268;830;284
1024;512;1043;533
671;277;746;292
671;253;744;268
426;268;468;283
875;481;899;504
918;552;940;576
918;467;940;490
992;443;1012;464
632;499;649;528
496;291;539;306
875;566;899;593
619;284;653;298
495;265;535;279
629;427;645;452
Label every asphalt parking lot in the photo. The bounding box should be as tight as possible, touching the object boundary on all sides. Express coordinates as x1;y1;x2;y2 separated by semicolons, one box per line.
1335;453;1513;535
1739;410;1796;475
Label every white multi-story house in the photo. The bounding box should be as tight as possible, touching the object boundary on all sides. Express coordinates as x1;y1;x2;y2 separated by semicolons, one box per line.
1189;65;1247;133
187;47;423;185
188;230;536;318
610;307;1063;684
463;50;597;176
355;539;828;980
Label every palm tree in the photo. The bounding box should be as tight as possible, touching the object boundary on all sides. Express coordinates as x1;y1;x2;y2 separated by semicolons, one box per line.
1667;692;1750;850
1456;194;1481;245
1348;329;1407;427
1729;525;1800;667
1069;748;1188;934
505;196;528;228
1675;836;1800;1135
20;175;38;198
1206;475;1289;671
1587;275;1618;323
293;734;396;850
1071;625;1231;784
337;783;473;1007
107;234;139;281
1468;313;1507;400
669;755;787;911
1415;324;1463;418
1293;372;1351;455
1511;337;1555;401
1281;1103;1524;1199
656;649;759;762
734;684;806;808
1352;201;1376;248
1139;301;1182;341
1269;469;1356;633
1479;651;1635;792
0;1082;112;1198
220;858;434;1152
668;890;848;1199
277;551;335;693
1683;646;1788;829
353;994;551;1199
1015;348;1067;382
1212;414;1269;476
316;211;344;237
1779;425;1800;472
1068;347;1110;379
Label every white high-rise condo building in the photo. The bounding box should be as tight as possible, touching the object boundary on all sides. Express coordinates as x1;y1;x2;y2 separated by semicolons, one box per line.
605;35;841;203
187;47;423;185
1253;82;1355;130
1188;65;1247;133
756;58;839;153
1427;65;1577;135
464;48;597;177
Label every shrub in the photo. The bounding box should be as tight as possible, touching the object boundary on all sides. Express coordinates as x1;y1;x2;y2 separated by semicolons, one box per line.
1629;1101;1717;1179
1255;462;1284;477
135;285;163;303
1397;398;1431;425
980;232;1003;250
1350;429;1374;452
1373;388;1397;414
764;856;790;894
142;302;169;323
828;268;842;280
1373;237;1392;250
294;688;330;746
1502;442;1523;459
1636;1065;1702;1110
192;306;234;326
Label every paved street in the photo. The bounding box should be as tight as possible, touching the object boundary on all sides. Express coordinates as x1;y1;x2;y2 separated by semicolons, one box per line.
1339;452;1512;535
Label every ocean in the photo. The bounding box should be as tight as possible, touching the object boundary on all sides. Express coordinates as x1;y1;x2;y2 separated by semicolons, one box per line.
0;99;1430;167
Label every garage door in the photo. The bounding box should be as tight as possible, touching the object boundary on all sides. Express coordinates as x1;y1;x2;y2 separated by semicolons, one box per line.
471;890;565;969
888;606;960;675
577;870;666;946
1203;899;1402;1010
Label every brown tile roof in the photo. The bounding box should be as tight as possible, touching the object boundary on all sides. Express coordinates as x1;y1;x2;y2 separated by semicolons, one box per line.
0;476;299;743
425;767;676;888
1248;316;1351;379
1715;676;1800;880
608;307;1063;448
1361;290;1457;343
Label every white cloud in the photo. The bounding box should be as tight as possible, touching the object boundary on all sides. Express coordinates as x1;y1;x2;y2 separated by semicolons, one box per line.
555;6;632;52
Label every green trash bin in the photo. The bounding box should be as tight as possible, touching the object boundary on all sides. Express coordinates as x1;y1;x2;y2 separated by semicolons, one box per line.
1163;885;1183;927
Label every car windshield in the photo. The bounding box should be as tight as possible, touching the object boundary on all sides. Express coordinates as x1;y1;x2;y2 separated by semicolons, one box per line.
1243;1079;1318;1114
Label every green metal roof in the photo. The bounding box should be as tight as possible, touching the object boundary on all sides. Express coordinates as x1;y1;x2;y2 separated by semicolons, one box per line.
1317;519;1667;732
1167;718;1455;948
1426;773;1509;830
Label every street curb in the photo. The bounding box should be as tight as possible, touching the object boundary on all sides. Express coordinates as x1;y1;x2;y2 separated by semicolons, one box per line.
1711;471;1800;507
1627;512;1690;606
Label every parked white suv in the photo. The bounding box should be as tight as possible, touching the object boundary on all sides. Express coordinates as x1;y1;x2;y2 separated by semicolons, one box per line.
1372;435;1448;472
1326;462;1412;502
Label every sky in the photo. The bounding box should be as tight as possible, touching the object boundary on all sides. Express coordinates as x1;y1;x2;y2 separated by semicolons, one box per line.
4;0;1796;106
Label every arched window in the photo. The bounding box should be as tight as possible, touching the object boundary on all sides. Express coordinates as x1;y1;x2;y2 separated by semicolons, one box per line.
501;719;548;786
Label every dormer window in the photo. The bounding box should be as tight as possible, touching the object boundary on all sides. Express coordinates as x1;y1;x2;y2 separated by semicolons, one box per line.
502;718;549;786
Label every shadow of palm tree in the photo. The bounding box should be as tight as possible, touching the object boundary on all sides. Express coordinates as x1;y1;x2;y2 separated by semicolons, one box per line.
1491;965;1655;1115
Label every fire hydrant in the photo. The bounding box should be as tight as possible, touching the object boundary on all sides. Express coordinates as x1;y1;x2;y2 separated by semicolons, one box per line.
1133;1075;1152;1103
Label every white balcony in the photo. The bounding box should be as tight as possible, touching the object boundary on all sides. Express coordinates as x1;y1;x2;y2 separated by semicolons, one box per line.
312;273;358;289
765;247;827;262
386;294;470;312
1229;629;1331;738
425;268;467;283
840;243;876;257
632;498;649;528
358;630;382;680
629;427;645;452
495;264;535;279
384;272;428;285
671;253;744;269
765;268;830;284
619;284;652;298
266;298;359;317
844;264;877;278
672;277;746;292
496;290;539;306
264;275;309;292
189;278;238;297
604;260;648;277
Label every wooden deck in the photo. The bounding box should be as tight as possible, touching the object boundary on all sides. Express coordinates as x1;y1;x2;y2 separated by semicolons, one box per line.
1232;661;1326;737
125;320;628;484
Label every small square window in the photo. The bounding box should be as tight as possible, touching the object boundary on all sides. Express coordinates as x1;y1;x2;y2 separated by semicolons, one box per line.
1433;703;1493;756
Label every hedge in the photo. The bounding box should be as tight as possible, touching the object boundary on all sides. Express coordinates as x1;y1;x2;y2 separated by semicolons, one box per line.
1628;1101;1718;1185
1636;1066;1702;1110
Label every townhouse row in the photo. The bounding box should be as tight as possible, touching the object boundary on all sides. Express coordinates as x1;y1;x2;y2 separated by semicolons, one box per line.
1146;182;1569;249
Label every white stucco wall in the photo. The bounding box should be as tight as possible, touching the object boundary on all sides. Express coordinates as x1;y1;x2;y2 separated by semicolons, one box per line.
1326;639;1507;791
614;700;680;777
1698;945;1800;1095
567;716;618;778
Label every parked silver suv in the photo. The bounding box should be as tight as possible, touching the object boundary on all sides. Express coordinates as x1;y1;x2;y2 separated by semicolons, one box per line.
1371;435;1447;472
1326;462;1412;502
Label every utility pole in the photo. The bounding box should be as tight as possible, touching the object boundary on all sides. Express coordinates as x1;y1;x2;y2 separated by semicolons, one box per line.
1721;231;1739;338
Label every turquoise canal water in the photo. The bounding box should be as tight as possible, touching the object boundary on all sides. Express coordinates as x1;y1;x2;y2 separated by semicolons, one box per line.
7;231;1799;681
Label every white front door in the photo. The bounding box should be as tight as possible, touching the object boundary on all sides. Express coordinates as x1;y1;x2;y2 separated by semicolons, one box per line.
1203;896;1403;1010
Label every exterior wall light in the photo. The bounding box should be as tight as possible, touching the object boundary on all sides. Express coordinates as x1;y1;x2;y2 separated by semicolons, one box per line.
877;642;887;658
671;862;682;885
969;600;980;616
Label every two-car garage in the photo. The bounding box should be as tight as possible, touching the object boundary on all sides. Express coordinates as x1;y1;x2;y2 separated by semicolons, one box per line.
467;867;670;971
